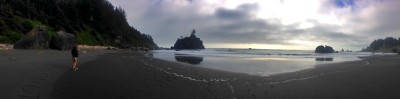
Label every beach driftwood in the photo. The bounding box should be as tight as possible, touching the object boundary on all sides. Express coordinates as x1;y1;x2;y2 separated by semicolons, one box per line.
0;44;13;50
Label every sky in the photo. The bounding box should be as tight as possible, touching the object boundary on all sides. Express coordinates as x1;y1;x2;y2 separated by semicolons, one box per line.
107;0;400;50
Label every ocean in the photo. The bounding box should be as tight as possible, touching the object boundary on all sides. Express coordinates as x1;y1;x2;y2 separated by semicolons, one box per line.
149;48;392;76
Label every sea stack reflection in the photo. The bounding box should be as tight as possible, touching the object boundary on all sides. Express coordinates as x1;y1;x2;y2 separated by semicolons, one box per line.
175;56;204;65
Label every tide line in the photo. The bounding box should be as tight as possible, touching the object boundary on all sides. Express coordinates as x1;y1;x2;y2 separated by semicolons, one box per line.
142;62;231;83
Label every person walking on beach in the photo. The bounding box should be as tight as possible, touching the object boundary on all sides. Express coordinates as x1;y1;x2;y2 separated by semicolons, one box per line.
71;45;79;71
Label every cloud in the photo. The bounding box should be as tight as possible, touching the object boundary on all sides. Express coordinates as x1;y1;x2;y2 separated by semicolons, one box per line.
215;8;249;20
108;0;400;50
214;3;258;19
334;0;400;47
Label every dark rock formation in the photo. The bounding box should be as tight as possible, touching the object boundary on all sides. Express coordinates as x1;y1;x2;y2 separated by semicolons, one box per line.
315;45;335;53
172;30;205;50
49;31;77;50
14;27;50;49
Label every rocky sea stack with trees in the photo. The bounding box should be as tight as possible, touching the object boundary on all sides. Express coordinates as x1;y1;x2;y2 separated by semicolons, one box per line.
362;37;400;53
315;45;335;53
0;0;157;49
172;29;205;50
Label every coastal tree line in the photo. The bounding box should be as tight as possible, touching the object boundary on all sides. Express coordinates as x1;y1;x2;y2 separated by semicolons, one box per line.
362;37;400;52
0;0;157;48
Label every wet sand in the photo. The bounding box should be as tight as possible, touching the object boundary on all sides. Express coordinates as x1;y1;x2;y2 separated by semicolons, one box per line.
1;50;400;99
0;49;116;99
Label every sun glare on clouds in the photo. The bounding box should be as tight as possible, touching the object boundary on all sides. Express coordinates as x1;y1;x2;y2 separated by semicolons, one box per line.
108;0;399;51
201;0;368;50
202;0;330;49
206;43;312;50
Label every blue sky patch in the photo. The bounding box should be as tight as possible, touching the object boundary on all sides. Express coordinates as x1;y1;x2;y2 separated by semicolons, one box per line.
334;0;356;8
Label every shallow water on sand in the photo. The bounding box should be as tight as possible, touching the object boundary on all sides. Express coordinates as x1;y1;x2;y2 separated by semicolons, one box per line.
150;49;377;76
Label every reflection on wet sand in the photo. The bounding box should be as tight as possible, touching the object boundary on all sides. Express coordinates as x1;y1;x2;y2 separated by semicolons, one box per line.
315;57;334;61
175;55;204;65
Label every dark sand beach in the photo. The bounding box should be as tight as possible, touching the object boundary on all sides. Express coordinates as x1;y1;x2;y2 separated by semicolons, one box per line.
0;49;116;99
1;50;400;99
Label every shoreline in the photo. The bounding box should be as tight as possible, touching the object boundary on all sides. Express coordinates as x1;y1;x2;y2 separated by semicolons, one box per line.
150;49;383;77
1;50;400;98
51;50;400;99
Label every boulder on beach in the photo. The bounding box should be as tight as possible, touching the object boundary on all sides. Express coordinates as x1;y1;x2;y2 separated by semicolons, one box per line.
315;45;335;53
13;27;50;49
172;29;205;50
49;31;77;50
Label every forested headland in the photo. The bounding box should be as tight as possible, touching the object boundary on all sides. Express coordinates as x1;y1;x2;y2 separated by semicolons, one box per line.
0;0;157;49
362;37;400;52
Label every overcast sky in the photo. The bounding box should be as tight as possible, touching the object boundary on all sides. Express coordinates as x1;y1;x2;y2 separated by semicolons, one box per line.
107;0;400;50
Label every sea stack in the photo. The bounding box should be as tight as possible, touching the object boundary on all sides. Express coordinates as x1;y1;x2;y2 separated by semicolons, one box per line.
172;29;205;50
315;45;335;53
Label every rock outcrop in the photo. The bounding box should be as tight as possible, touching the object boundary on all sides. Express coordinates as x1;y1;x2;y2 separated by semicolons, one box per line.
13;27;50;49
172;30;205;50
315;45;335;53
49;31;77;50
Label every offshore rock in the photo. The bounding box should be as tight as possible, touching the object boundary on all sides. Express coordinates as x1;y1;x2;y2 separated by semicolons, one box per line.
172;30;205;50
315;45;335;53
